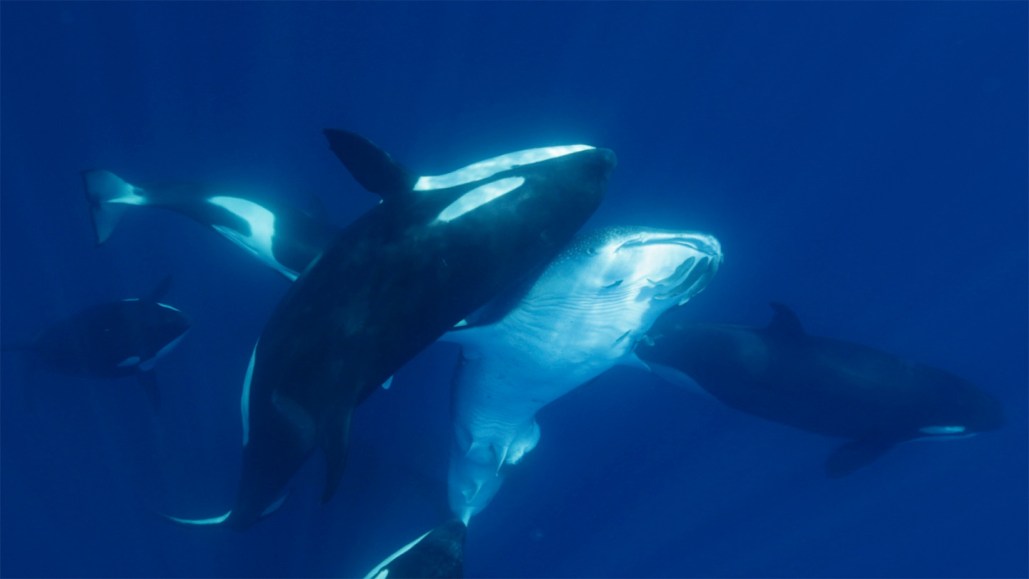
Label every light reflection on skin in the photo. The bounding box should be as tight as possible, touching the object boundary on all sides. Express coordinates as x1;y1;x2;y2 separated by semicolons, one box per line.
414;145;593;191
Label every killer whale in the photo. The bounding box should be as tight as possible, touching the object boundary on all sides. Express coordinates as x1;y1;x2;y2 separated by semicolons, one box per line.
636;303;1005;477
362;519;467;579
82;170;338;280
443;226;723;523
3;276;190;409
170;129;614;529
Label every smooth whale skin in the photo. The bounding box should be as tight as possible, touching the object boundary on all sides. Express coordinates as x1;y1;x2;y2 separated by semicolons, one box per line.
3;276;190;409
172;130;613;529
362;519;467;579
636;303;1005;477
82;170;339;280
443;226;723;523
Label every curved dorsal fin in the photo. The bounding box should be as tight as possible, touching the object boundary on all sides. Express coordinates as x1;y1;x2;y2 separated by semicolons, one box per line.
323;129;416;199
147;275;174;302
768;302;804;336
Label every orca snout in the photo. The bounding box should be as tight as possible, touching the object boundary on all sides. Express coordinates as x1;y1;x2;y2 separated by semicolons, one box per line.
593;147;618;177
565;147;616;181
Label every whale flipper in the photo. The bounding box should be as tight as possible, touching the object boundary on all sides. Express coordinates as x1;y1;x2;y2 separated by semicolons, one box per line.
323;129;416;199
363;519;467;579
82;170;147;245
825;439;895;478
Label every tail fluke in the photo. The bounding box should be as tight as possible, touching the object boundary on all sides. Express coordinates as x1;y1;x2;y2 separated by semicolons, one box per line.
82;170;147;245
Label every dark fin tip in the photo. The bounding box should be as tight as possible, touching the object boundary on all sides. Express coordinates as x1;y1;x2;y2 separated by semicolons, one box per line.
148;275;174;302
768;302;805;337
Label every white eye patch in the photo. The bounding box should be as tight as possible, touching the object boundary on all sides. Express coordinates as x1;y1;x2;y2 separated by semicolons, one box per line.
436;177;524;223
414;145;592;191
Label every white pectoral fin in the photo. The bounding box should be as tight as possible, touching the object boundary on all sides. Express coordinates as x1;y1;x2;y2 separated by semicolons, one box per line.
503;421;541;467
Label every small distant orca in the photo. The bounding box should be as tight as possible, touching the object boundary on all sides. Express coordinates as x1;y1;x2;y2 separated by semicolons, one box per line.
443;226;723;522
82;170;339;280
362;519;467;579
3;276;190;409
168;129;614;529
636;303;1005;477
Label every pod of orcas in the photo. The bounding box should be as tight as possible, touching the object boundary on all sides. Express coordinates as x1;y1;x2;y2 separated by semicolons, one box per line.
68;128;1002;577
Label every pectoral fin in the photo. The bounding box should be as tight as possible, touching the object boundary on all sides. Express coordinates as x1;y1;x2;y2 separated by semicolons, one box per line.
825;439;895;478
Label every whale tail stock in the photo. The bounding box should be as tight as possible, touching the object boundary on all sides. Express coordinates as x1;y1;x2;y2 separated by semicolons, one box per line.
82;169;148;245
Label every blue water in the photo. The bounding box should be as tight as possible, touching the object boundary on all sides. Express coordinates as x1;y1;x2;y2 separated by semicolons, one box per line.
2;3;1026;578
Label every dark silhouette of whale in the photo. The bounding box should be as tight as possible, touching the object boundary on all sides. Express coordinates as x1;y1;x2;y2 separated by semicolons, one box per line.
636;303;1004;477
362;519;467;579
3;276;190;409
82;170;338;280
169;129;614;528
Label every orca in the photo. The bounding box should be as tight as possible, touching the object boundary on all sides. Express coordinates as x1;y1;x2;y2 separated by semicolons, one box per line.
636;303;1005;477
170;129;614;529
443;226;723;523
3;276;190;409
82;170;339;280
362;519;466;579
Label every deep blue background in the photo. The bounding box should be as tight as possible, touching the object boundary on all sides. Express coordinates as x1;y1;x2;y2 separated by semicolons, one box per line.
2;3;1026;578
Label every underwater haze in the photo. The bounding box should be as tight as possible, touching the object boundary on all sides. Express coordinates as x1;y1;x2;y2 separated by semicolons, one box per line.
2;2;1026;578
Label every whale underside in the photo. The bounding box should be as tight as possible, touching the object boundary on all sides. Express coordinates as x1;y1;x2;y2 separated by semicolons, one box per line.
442;225;723;523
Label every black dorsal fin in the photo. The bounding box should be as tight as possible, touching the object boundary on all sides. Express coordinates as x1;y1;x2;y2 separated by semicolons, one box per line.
768;302;805;337
147;275;174;302
323;129;416;199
